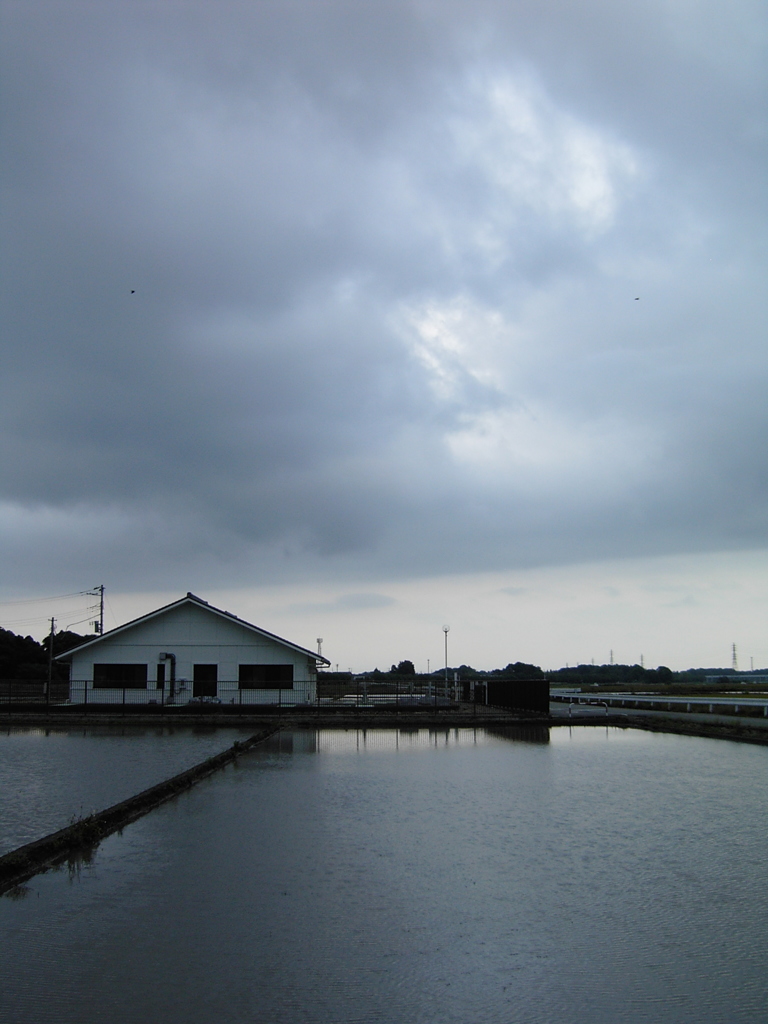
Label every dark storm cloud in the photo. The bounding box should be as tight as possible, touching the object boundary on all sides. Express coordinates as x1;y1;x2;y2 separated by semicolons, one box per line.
1;0;765;591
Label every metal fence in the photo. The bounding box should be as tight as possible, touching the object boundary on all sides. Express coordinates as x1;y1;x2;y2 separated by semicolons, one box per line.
0;677;464;716
1;680;70;709
1;677;553;717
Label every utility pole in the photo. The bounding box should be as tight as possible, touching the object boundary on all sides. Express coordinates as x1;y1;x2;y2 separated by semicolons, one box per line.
90;584;105;634
732;643;738;673
46;616;55;706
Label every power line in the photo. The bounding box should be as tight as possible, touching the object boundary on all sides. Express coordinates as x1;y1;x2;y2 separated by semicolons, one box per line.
105;593;118;631
63;615;99;630
1;588;102;634
3;611;94;628
0;614;61;627
0;589;99;606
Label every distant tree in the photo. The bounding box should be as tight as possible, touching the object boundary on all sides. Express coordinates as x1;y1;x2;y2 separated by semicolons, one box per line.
494;662;545;680
0;627;47;680
41;630;95;653
455;664;482;681
1;626;95;682
317;670;353;683
52;630;96;657
394;660;415;676
36;629;96;682
546;662;692;689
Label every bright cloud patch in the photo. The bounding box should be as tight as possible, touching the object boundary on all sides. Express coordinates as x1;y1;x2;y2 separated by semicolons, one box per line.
446;406;658;492
400;297;513;400
451;72;640;235
401;291;660;491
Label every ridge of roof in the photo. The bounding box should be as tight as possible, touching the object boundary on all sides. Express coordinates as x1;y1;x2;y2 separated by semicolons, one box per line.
55;592;330;664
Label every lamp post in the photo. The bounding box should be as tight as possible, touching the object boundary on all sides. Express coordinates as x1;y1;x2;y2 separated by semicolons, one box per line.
443;625;450;699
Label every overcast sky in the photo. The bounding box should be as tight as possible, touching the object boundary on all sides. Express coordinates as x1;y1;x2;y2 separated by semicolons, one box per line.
1;1;766;669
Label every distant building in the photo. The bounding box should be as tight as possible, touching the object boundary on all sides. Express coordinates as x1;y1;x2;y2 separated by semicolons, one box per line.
56;592;329;704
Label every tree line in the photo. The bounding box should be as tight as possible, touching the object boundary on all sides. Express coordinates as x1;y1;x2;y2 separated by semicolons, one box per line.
0;627;95;683
321;661;762;686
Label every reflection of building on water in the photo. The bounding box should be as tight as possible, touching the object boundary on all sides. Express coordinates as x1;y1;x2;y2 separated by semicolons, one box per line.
307;727;549;755
253;728;550;757
483;725;550;745
256;730;319;757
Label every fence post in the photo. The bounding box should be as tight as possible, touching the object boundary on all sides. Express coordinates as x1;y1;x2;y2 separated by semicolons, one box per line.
83;680;88;712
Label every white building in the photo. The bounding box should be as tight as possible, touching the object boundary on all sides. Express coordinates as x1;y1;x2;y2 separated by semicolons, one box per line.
57;592;329;705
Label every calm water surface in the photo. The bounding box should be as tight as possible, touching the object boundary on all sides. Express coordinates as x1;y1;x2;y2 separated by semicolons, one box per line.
1;725;766;1024
0;725;252;852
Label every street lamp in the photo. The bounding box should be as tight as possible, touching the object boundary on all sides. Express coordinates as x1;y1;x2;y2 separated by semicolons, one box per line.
443;625;450;698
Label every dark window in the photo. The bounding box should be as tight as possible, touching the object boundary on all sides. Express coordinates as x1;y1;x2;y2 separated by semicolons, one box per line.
193;664;218;698
239;664;293;689
156;663;165;690
93;664;148;689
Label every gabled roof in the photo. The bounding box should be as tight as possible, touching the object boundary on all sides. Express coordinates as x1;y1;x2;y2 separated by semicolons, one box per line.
56;592;330;664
